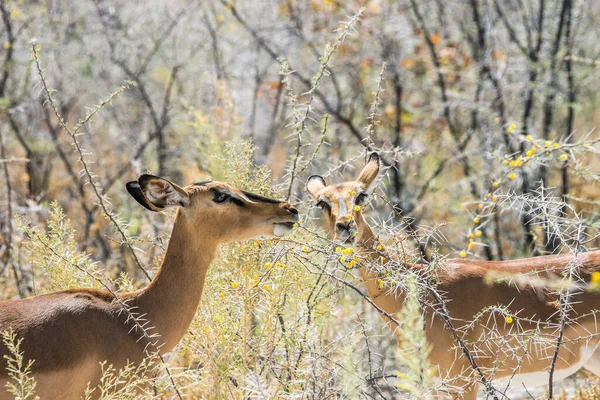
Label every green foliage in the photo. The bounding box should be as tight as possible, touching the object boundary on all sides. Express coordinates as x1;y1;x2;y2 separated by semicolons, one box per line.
16;202;104;292
81;361;151;400
2;330;38;400
394;276;436;399
210;139;277;197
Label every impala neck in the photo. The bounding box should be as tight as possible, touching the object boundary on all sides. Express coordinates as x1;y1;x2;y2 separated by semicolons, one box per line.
354;213;405;322
136;209;217;352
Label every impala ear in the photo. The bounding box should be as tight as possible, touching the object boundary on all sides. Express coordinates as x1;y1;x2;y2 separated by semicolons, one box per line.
306;175;327;200
126;174;190;212
356;153;380;191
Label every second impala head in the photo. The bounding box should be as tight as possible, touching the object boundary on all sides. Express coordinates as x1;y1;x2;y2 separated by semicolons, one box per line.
126;175;299;242
306;153;379;242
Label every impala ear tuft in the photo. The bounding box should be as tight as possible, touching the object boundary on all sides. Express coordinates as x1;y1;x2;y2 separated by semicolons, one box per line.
306;175;327;200
126;181;160;211
356;153;380;191
127;174;190;211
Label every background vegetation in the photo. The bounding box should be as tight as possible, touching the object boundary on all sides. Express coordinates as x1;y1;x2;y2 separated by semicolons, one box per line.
1;0;600;398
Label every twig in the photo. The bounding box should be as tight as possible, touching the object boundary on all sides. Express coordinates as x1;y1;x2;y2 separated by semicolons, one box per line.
31;43;151;281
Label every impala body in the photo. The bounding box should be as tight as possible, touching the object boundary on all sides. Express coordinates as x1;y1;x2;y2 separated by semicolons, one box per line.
0;175;299;399
307;153;600;399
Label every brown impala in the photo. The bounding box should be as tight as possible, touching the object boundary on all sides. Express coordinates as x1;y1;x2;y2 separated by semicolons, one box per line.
307;153;600;399
0;174;299;399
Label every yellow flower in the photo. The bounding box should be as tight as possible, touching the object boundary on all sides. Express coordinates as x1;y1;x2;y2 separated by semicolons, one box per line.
591;271;600;283
2;42;10;49
391;280;397;285
380;256;387;262
262;285;270;290
10;8;20;18
459;251;467;258
493;182;499;188
494;117;499;123
505;316;513;324
509;160;516;167
351;191;357;196
219;293;225;298
347;247;355;253
545;141;551;147
492;196;498;201
507;123;516;133
526;150;533;157
354;232;359;236
473;217;480;224
302;245;308;252
475;231;482;237
264;262;272;269
340;257;346;263
347;190;352;195
553;142;559;148
560;154;568;160
276;262;282;268
253;275;258;280
531;147;537;153
231;282;239;289
347;261;355;269
468;242;474;250
283;264;289;269
335;247;342;253
376;244;383;251
509;172;516;180
526;135;532;141
354;205;361;212
468;233;475;239
503;160;509;165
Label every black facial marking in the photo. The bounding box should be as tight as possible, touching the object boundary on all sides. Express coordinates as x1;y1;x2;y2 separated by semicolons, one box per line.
355;193;368;205
316;200;330;211
242;191;281;204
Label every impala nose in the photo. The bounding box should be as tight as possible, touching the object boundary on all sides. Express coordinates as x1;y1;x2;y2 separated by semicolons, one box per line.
282;203;300;221
336;222;350;232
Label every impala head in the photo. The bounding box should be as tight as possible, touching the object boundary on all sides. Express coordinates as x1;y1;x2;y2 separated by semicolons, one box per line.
306;153;379;242
126;175;299;243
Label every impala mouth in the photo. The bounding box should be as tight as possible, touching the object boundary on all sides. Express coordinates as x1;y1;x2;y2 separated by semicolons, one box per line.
273;221;295;237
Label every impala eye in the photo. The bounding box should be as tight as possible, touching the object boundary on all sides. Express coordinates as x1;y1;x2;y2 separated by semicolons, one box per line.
213;191;230;203
316;201;330;211
355;193;368;204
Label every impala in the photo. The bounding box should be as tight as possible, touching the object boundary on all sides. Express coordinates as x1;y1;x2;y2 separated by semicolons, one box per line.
0;174;299;399
307;153;600;399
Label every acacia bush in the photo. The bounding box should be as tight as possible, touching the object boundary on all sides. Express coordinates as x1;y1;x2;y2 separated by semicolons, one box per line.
1;0;600;398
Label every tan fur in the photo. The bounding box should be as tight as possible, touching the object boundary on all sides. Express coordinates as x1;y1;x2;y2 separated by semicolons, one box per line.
307;154;600;399
0;176;298;399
